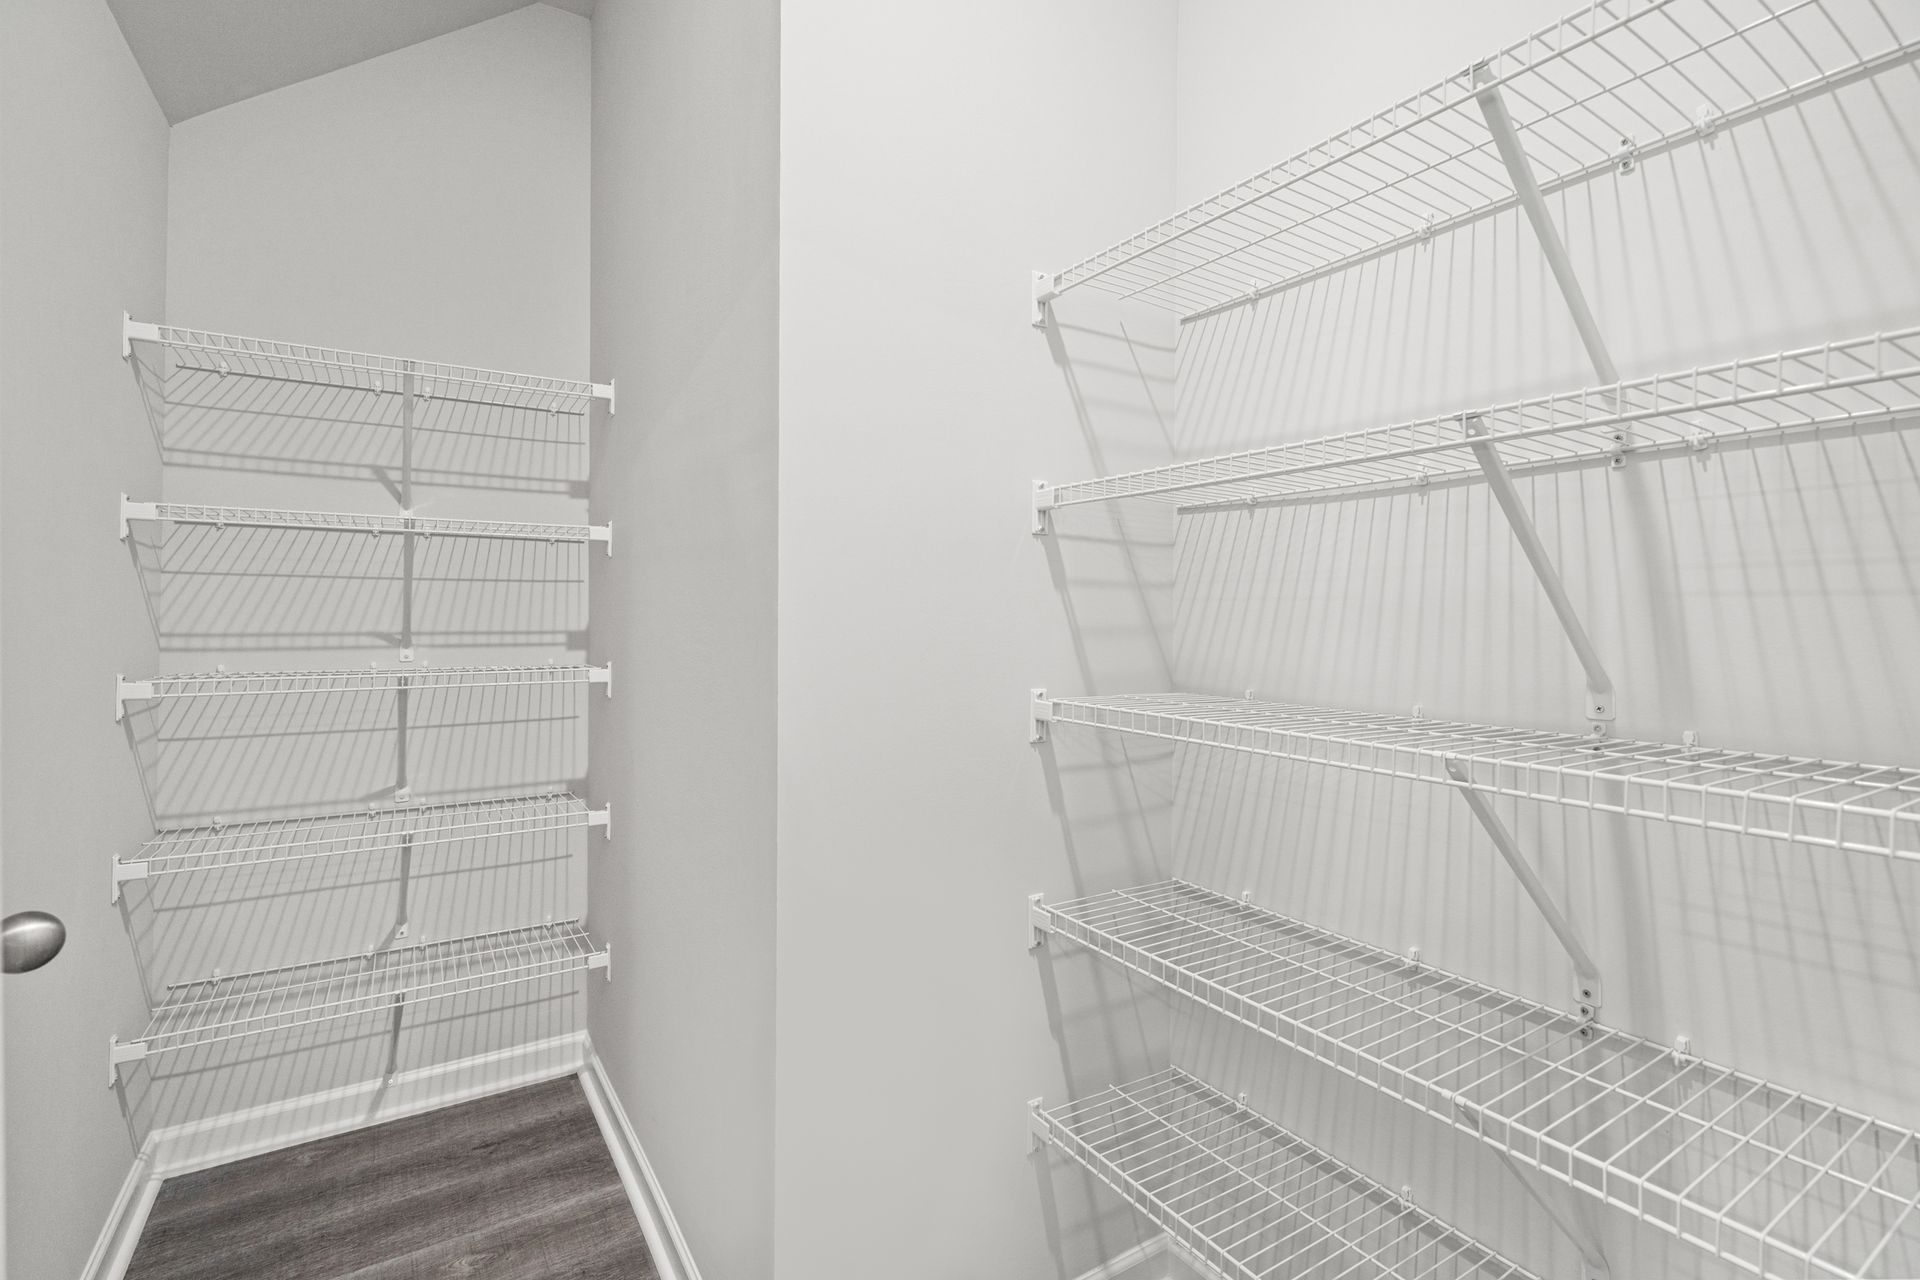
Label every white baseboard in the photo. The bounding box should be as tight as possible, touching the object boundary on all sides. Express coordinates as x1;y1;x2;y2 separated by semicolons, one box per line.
80;1032;700;1280
577;1033;704;1280
148;1031;589;1178
81;1032;589;1280
76;1146;158;1280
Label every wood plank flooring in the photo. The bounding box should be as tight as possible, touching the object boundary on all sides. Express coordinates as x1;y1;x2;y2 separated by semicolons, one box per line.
124;1076;658;1280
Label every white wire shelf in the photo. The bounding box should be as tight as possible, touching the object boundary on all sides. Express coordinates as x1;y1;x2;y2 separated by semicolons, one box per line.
109;921;607;1082
1039;328;1920;515
112;792;608;900
1039;692;1920;864
1033;881;1920;1280
1042;0;1920;322
115;662;612;722
123;315;615;415
119;497;610;550
1033;1067;1540;1280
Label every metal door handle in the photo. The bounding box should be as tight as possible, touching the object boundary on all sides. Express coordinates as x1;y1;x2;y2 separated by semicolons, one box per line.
3;911;66;973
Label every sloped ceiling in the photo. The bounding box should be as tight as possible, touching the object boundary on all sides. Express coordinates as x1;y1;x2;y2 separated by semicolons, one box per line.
107;0;593;124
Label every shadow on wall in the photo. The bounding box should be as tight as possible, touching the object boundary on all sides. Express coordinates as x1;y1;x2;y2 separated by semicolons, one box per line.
1029;64;1920;1280
107;339;599;1152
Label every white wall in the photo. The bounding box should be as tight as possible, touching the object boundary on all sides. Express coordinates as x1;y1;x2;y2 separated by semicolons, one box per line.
775;3;1192;1276
0;1;169;1275
586;3;780;1278
1151;2;1920;1276
127;2;595;1138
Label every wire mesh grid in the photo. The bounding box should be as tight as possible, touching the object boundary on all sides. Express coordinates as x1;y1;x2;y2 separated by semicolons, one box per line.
1046;328;1920;512
1048;693;1920;863
134;922;605;1058
121;792;601;882
126;501;609;545
129;322;608;414
1048;0;1920;320
1036;1068;1539;1280
1041;881;1920;1279
127;663;610;703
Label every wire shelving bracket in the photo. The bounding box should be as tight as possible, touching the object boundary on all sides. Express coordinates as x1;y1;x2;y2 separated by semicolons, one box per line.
1471;62;1619;387
1463;414;1614;728
1029;1068;1545;1280
1031;880;1920;1280
1444;760;1602;1025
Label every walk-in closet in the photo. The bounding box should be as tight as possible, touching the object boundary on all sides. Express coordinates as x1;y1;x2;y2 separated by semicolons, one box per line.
2;1;1916;1278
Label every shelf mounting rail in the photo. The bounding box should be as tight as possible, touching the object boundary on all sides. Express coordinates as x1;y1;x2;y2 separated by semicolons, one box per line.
115;663;612;723
119;497;611;552
1030;879;1920;1280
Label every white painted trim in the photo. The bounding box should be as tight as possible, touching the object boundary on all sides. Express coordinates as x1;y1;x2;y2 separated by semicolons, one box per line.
149;1031;588;1178
577;1033;704;1280
77;1145;159;1280
81;1033;589;1280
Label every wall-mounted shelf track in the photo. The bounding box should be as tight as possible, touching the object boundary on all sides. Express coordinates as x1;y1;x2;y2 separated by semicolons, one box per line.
108;921;608;1085
1030;1067;1541;1280
112;792;608;901
119;498;611;551
1031;881;1920;1280
1033;0;1920;323
115;662;611;721
123;315;615;415
1036;328;1920;517
1036;692;1920;863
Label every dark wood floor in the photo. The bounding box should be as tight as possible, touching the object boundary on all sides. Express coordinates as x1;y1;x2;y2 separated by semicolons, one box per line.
125;1077;658;1280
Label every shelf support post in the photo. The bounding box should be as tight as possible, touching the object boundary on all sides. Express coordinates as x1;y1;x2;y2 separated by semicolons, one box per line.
108;1036;147;1089
1031;481;1055;536
1031;272;1058;330
1472;65;1619;388
118;494;159;541
1445;759;1602;1024
1026;1098;1051;1153
121;312;163;361
1028;893;1052;949
115;675;154;724
1463;415;1615;727
1029;689;1053;744
110;860;147;906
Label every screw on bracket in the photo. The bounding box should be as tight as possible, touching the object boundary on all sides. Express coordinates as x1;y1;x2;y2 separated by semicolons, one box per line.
1616;135;1640;176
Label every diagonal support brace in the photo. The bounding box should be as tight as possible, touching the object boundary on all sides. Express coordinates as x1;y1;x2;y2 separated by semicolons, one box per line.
1458;1096;1612;1280
1463;415;1615;727
1446;758;1602;1023
1473;66;1619;389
